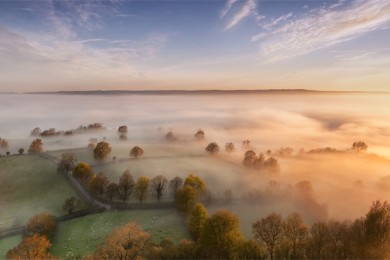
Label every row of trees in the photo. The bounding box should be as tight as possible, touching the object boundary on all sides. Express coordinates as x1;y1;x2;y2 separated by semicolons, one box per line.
243;150;280;172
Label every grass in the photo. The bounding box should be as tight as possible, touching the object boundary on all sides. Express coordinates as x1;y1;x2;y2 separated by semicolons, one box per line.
51;209;189;258
0;155;87;230
0;234;22;259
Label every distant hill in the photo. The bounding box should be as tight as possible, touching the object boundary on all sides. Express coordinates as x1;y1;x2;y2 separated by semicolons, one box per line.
25;89;388;96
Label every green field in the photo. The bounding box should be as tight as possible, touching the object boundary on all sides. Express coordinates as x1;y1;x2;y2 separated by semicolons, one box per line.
0;155;86;230
51;209;189;258
0;234;22;259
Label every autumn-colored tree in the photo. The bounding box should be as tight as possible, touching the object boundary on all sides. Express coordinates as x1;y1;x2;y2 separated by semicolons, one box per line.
237;240;265;259
283;212;308;259
63;196;78;215
6;235;54;259
72;162;92;179
205;142;220;154
105;182;119;201
25;212;57;239
93;222;151;259
134;176;150;203
57;152;76;174
175;186;196;213
93;141;112;160
199;209;244;258
118;170;135;202
252;213;284;260
194;129;205;141
130;146;144;158
150;175;168;202
28;139;43;153
188;203;208;241
225;142;235;153
184;174;206;195
169;176;183;198
89;172;109;195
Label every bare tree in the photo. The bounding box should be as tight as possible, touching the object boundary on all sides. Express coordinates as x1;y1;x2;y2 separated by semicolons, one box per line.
169;176;183;198
57;153;76;174
150;175;168;202
118;170;135;202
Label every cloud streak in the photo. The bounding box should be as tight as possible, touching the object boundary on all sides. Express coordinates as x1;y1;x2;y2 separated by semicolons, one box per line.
257;0;390;62
224;0;256;31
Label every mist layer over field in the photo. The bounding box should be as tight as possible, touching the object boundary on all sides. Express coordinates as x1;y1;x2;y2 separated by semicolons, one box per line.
1;93;390;224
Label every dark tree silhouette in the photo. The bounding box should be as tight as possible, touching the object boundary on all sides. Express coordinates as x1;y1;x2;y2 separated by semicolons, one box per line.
130;146;144;158
205;142;220;154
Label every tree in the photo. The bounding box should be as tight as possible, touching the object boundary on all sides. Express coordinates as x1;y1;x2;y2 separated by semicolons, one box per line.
134;176;150;203
200;209;244;258
105;183;119;201
327;219;348;259
93;141;112;160
205;142;220;154
263;157;280;172
118;170;135;202
237;240;265;259
243;150;256;167
30;127;41;136
118;125;128;133
242;139;251;149
252;213;284;260
309;222;329;259
57;152;76;174
253;153;265;169
283;212;308;259
18;148;24;155
352;141;368;152
63;196;78;215
150;175;168;202
94;222;151;259
169;176;183;198
7;235;53;259
119;134;128;141
188;203;208;241
28;139;43;153
72;162;92;179
194;129;205;141
25;212;57;239
130;146;144;158
89;172;110;195
175;186;196;213
166;131;176;141
184;174;206;195
225;142;235;153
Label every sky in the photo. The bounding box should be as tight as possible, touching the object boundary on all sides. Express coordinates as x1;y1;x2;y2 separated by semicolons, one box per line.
0;0;389;92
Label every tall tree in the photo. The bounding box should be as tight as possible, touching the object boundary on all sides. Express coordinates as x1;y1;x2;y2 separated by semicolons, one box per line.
283;212;308;259
63;196;78;215
89;172;110;195
309;222;329;259
134;176;150;203
94;222;151;259
24;212;57;239
93;141;112;160
150;175;168;202
252;213;284;260
199;209;244;259
118;170;135;202
188;203;208;241
169;176;183;198
72;162;93;180
175;186;196;213
7;235;54;259
105;182;119;201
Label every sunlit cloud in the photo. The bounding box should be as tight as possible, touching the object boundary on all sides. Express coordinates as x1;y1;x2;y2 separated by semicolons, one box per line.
224;0;256;31
257;0;390;62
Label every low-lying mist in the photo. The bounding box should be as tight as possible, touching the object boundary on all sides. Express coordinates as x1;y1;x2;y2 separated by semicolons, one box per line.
1;93;390;226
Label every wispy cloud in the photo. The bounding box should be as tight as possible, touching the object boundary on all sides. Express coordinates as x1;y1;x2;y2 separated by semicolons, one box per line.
257;0;390;62
220;0;239;18
224;0;256;31
261;12;293;30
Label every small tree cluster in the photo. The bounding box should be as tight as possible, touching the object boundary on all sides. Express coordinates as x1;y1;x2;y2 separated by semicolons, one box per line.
175;175;207;213
352;141;368;152
243;150;280;172
166;131;177;142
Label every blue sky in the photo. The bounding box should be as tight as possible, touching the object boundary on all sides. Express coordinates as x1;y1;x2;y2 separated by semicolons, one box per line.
0;0;389;92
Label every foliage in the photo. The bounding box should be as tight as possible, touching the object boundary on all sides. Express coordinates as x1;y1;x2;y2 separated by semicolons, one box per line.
6;235;54;259
252;213;283;260
105;183;119;201
89;172;109;195
93;141;112;160
352;141;368;152
130;146;144;158
25;212;57;239
57;152;76;174
118;170;135;202
205;142;220;154
184;175;206;195
194;129;205;141
28;139;43;153
199;209;244;258
118;125;128;133
150;175;168;202
93;222;151;259
175;186;196;213
166;131;176;141
72;162;92;179
134;176;150;203
169;176;183;198
63;196;79;215
225;142;235;153
243;150;257;167
188;203;208;241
